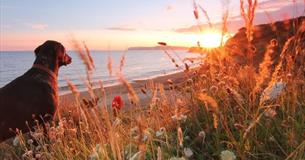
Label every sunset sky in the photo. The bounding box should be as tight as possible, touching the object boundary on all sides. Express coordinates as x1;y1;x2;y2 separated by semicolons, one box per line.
0;0;304;51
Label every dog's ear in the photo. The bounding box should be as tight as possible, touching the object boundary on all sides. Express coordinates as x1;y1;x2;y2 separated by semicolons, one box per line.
34;45;42;57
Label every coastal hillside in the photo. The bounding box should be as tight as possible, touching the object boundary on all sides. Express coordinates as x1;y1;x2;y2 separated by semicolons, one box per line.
225;16;305;67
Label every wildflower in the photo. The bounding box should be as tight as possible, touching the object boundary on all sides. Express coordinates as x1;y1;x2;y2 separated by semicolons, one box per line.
220;150;236;160
13;136;20;146
260;82;286;103
22;150;33;158
31;132;44;139
35;154;42;159
184;136;190;140
218;81;226;86
269;136;275;142
112;96;124;111
210;85;218;92
141;128;154;142
95;143;101;152
201;88;207;93
35;146;41;151
264;108;277;118
27;139;34;145
183;147;193;158
156;127;166;137
176;98;183;105
88;152;99;160
198;131;206;143
187;78;193;84
142;134;148;142
130;127;139;139
113;118;122;126
171;114;187;122
200;74;207;79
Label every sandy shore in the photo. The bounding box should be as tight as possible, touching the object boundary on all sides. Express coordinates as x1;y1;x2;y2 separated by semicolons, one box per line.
59;70;192;108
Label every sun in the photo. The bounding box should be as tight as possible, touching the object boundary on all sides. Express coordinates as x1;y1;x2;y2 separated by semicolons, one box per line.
200;30;229;48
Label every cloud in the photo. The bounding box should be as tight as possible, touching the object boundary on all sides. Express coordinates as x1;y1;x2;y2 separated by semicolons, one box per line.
166;5;174;11
26;23;48;30
105;27;136;31
174;0;305;33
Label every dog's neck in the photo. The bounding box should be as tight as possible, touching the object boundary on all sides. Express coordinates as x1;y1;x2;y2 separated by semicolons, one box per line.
33;59;59;80
33;59;59;77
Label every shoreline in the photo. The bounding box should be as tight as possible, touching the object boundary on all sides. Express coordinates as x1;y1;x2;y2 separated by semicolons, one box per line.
59;69;193;108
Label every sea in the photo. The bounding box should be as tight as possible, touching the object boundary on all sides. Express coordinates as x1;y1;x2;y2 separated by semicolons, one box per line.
0;50;201;95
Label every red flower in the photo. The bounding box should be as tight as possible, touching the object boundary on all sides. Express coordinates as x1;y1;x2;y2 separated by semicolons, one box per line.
112;96;124;111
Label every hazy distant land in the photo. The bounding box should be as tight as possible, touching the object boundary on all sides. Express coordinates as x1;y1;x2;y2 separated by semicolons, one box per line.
128;46;189;51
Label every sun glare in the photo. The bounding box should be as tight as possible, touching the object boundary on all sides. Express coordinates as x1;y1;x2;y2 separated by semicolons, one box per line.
200;30;229;48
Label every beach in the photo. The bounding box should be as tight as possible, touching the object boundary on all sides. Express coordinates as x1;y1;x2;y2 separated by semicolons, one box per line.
59;69;192;109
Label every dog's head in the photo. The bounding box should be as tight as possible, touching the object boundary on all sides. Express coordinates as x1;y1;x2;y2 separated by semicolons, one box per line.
34;40;72;67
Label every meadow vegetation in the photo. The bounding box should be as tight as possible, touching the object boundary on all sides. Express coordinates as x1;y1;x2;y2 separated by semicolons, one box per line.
0;0;304;159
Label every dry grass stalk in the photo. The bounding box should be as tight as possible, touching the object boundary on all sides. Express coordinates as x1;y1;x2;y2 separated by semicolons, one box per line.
83;78;96;100
119;51;126;72
193;0;213;30
197;93;219;113
98;80;107;108
66;79;90;130
220;0;229;46
243;105;276;139
284;140;305;160
163;49;180;68
197;93;219;129
101;105;122;160
107;55;113;76
70;38;94;72
177;127;183;147
240;0;257;42
240;0;257;65
253;39;277;95
117;73;139;105
226;86;244;107
66;79;80;99
198;4;213;28
157;146;162;160
83;41;95;69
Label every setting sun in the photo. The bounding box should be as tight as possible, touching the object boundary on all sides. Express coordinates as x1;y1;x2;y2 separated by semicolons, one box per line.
200;30;229;48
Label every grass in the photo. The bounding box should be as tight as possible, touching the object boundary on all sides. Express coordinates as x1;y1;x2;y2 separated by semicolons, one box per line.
0;1;305;160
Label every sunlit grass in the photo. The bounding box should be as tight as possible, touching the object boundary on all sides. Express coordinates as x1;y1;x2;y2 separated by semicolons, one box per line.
0;1;304;160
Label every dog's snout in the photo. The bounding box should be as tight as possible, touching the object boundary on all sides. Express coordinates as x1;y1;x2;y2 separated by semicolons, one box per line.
65;55;72;65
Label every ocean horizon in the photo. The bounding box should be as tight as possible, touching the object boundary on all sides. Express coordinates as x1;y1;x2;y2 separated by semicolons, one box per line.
0;50;200;95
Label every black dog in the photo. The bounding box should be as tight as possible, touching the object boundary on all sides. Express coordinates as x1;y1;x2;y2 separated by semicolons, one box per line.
0;40;72;142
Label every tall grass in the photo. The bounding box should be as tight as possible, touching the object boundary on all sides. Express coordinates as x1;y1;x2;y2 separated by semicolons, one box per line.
0;1;304;160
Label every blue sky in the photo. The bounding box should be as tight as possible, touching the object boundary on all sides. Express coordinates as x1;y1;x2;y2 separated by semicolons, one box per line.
0;0;304;50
